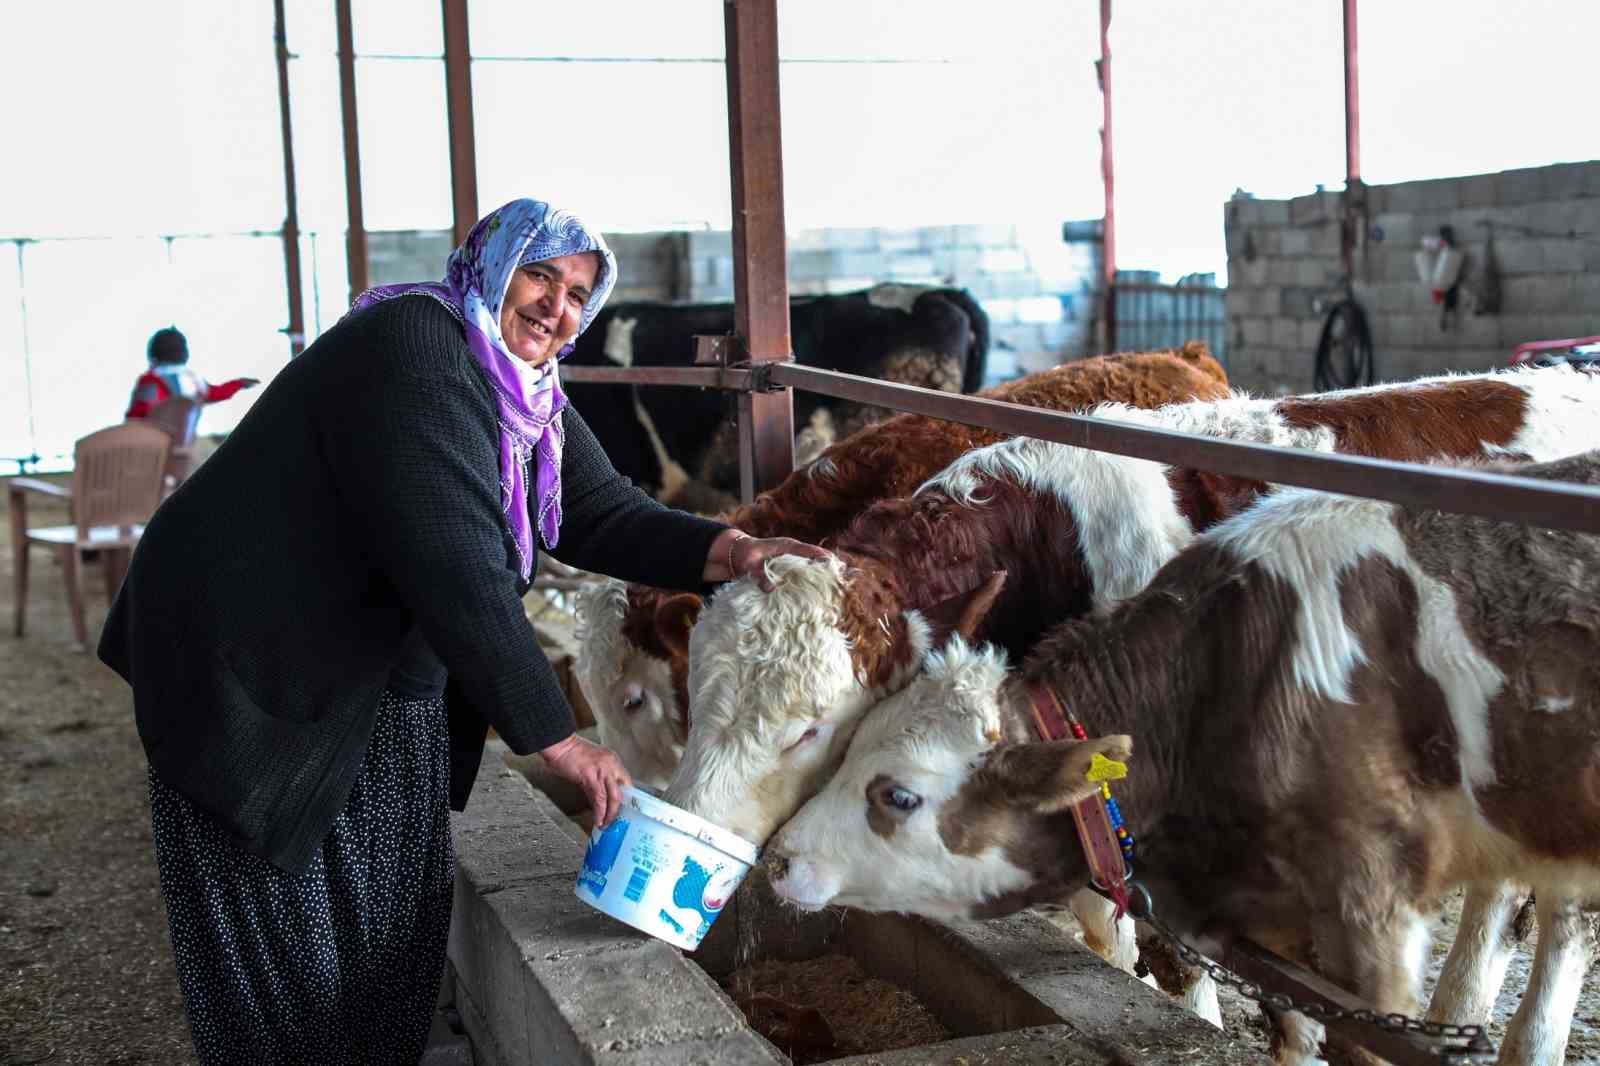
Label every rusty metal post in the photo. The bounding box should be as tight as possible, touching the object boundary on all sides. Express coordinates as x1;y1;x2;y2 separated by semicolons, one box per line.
1343;0;1360;185
442;0;479;248
723;0;795;502
335;0;369;304
272;0;307;355
1097;0;1117;354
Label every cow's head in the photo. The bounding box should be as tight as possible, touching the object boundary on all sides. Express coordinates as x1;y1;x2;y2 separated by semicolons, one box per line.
575;579;697;789
768;638;1132;919
661;555;1005;845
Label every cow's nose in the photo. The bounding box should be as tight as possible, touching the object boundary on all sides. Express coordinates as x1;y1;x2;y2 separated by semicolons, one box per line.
763;848;791;882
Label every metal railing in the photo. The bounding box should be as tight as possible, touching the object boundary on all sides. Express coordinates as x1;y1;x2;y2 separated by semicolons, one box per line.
560;357;1600;535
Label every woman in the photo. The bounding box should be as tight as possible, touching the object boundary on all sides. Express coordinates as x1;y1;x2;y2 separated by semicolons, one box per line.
99;198;827;1065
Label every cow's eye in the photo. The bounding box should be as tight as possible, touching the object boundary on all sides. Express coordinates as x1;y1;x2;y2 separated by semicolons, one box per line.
621;692;646;712
882;785;921;813
784;725;820;753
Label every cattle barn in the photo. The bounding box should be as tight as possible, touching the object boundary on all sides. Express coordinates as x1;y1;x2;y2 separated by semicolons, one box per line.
8;3;1600;1066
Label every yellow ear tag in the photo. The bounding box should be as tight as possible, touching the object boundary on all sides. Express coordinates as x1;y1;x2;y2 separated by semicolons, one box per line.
1086;752;1128;783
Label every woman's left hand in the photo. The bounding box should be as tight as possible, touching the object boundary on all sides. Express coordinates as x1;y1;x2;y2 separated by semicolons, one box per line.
705;529;831;591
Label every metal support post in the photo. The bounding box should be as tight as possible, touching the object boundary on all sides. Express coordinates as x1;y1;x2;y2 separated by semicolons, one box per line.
335;0;369;304
723;0;794;503
1097;0;1117;354
272;0;307;355
442;0;479;248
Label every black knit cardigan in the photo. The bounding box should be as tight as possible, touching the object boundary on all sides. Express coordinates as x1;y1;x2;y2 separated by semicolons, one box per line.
99;295;726;872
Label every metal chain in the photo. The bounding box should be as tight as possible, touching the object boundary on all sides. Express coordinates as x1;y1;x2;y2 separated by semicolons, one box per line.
1125;883;1497;1062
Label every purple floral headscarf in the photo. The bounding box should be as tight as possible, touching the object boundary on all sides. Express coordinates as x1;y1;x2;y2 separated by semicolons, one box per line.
349;199;616;580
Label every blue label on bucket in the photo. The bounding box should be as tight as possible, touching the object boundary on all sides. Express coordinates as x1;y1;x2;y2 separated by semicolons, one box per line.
670;856;738;942
577;817;631;897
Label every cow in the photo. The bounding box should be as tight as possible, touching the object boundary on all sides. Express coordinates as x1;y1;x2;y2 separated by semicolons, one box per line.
575;344;1232;790
660;363;1600;1034
563;284;990;500
765;449;1600;1066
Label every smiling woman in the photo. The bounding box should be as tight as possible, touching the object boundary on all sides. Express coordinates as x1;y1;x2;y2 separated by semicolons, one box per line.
96;196;829;1066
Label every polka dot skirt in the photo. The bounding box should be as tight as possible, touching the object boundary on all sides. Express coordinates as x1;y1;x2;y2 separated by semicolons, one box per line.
149;691;454;1066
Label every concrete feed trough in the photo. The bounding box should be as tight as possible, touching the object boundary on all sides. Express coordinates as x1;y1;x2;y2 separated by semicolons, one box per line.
449;742;1269;1065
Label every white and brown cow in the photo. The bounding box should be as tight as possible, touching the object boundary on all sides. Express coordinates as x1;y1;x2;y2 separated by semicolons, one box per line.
767;450;1600;1065
576;345;1232;786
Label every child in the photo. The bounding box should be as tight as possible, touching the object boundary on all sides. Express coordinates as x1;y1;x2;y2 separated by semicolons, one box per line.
126;326;258;433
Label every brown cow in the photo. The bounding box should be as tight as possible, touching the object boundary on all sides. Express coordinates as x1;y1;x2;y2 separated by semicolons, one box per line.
574;344;1229;788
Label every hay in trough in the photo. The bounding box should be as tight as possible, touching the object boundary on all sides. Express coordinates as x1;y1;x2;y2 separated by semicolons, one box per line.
720;953;948;1063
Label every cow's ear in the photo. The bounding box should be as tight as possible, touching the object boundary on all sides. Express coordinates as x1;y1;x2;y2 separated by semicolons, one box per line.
986;735;1134;814
919;570;1007;646
654;593;704;659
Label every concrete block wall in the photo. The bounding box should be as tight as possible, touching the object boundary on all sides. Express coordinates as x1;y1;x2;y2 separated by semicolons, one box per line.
368;222;1106;381
1224;160;1600;395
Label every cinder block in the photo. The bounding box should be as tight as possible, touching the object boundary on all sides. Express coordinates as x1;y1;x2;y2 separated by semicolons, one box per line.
1289;191;1333;225
453;806;585;893
820;226;879;251
1242;318;1271;347
1573;200;1600;238
685;230;733;258
1494;239;1544;275
1259;199;1291;225
1296;258;1331;286
877;228;925;253
786;249;836;281
1540;238;1586;273
1299;318;1326;349
955;911;1264;1065
1504;275;1575;313
954;222;1017;248
979;247;1028;273
823;276;880;295
530;940;748;1058
1527;200;1583;236
1383;249;1420;284
1279;228;1313;256
1500;166;1548;205
1575;273;1600;309
1372;283;1416;314
1458;172;1501;208
591;1030;787;1065
1272;318;1301;348
1390;177;1461;214
1280;286;1315;318
1542;162;1592;200
1227;197;1263;226
889;254;938;278
1581;162;1600;198
1309;221;1343;256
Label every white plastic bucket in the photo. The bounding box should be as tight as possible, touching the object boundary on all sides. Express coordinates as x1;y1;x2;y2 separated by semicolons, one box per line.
574;785;760;951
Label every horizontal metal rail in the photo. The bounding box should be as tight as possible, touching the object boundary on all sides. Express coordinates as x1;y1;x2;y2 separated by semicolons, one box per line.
559;365;754;389
559;360;1600;535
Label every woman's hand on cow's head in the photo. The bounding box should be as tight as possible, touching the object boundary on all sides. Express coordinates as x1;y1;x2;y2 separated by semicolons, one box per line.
539;732;633;827
731;536;832;592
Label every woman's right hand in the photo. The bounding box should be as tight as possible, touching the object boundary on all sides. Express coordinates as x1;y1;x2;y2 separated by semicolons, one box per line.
539;733;632;827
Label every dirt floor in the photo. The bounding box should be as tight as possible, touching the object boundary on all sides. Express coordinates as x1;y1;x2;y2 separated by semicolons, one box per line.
5;471;1600;1064
2;477;196;1065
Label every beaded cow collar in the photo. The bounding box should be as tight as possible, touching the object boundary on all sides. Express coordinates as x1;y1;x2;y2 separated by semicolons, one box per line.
1025;681;1136;919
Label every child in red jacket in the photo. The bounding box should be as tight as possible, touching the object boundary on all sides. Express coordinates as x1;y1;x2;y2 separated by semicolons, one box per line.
126;327;258;431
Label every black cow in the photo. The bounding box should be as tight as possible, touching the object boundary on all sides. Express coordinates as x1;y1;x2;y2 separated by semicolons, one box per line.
563;284;990;500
